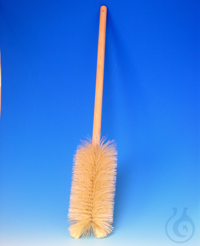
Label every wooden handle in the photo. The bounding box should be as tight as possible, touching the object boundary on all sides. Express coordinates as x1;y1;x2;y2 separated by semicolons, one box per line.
92;6;107;145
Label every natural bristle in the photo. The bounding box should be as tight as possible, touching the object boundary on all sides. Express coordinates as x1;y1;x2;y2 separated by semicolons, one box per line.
68;139;117;238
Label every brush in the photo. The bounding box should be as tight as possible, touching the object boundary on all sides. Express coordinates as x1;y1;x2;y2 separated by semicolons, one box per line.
68;6;117;239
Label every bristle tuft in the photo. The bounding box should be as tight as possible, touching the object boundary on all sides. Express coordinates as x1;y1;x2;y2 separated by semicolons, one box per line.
68;140;117;238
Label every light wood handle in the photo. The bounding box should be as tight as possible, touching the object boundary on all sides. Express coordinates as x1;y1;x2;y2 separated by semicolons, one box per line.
92;5;107;145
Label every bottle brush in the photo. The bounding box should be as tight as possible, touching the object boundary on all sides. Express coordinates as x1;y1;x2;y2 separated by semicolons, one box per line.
68;5;117;239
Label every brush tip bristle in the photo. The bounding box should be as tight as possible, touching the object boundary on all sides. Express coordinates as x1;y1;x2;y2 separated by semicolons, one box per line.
68;139;117;238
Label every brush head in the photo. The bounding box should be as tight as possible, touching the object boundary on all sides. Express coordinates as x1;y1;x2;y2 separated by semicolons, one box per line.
68;139;117;238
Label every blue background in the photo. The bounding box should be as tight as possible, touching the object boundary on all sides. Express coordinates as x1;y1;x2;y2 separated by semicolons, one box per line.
0;0;199;245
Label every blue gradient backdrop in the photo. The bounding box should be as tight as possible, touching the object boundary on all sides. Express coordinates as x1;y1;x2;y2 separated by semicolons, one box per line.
0;0;199;245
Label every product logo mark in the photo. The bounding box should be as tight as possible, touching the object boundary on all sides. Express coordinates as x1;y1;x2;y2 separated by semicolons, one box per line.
165;208;195;243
